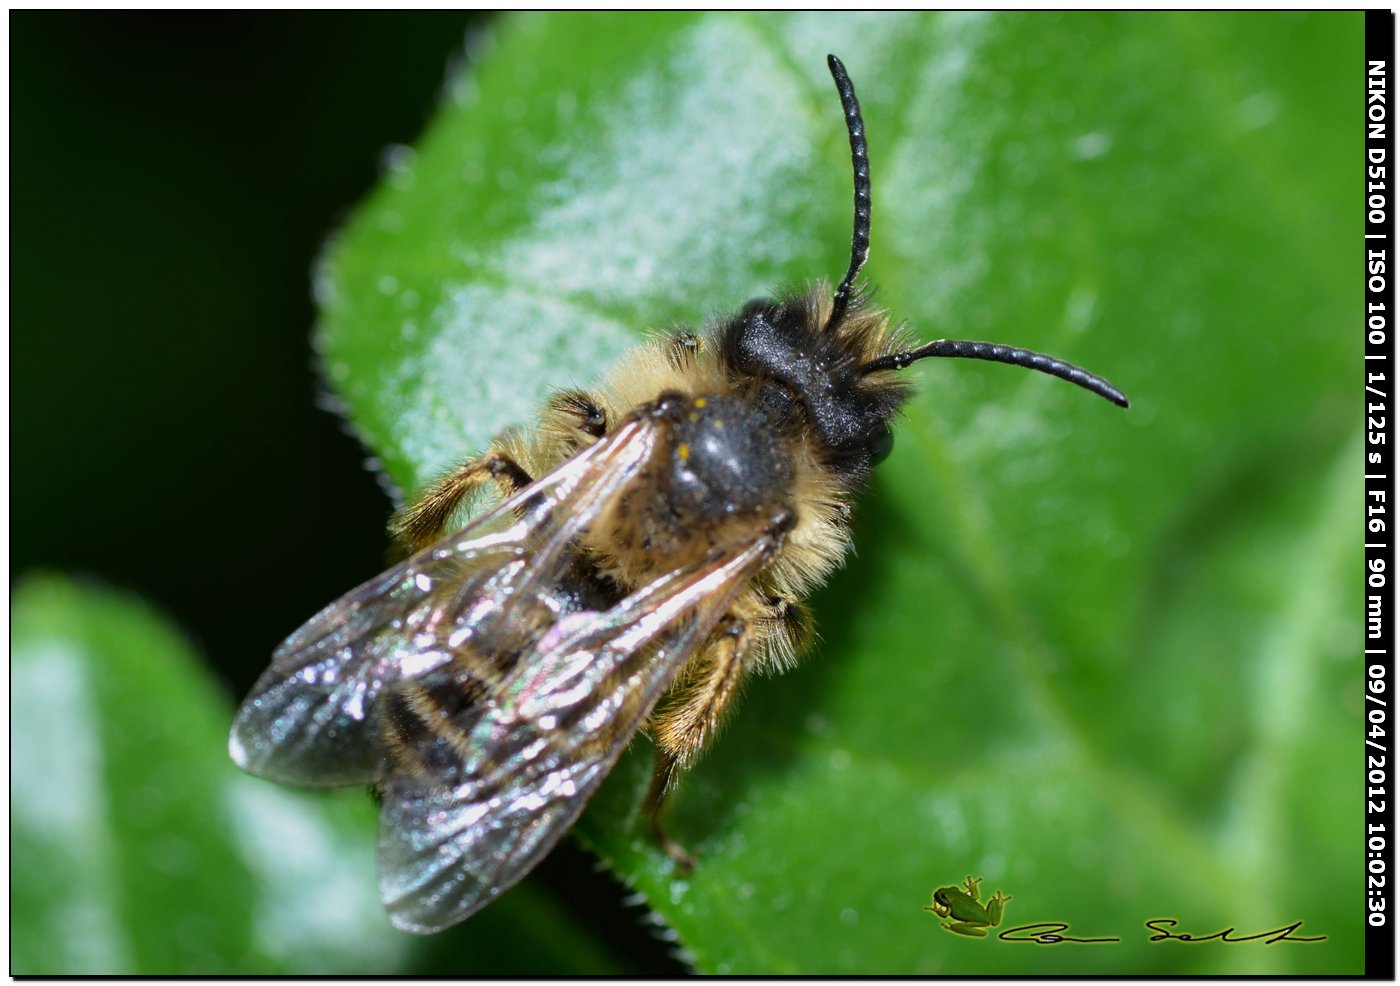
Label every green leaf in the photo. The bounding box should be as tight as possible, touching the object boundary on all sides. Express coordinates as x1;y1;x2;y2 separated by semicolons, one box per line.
318;11;1361;974
11;575;393;973
10;576;635;975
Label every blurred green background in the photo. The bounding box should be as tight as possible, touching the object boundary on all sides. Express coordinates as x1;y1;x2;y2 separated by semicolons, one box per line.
12;11;1364;974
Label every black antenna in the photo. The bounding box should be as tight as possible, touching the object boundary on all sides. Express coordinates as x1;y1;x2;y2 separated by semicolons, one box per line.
825;54;870;333
861;339;1130;408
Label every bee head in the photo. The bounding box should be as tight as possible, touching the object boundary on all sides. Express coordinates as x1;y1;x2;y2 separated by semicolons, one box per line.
720;294;906;480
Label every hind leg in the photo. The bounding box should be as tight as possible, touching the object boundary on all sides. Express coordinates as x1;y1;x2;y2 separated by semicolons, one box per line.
643;615;752;872
389;452;533;553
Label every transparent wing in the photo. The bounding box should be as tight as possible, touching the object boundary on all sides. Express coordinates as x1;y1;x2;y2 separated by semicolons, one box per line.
229;418;659;786
375;534;779;934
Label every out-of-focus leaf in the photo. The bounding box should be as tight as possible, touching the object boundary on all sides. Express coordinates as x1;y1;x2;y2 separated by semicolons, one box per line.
10;576;390;972
10;576;632;974
317;11;1361;973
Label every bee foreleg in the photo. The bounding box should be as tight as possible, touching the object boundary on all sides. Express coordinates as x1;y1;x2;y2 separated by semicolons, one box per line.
544;390;609;443
389;452;534;553
644;614;753;873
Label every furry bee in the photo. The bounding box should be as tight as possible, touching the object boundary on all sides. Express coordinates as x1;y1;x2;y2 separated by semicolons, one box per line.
229;54;1128;934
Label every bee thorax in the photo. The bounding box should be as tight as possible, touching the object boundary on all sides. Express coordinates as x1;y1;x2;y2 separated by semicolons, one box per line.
594;393;795;576
668;394;794;520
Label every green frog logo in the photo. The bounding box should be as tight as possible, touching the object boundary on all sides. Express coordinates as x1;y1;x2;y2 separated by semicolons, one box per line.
925;876;1012;938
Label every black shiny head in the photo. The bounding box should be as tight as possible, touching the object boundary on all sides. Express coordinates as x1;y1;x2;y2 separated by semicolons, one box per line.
720;294;907;481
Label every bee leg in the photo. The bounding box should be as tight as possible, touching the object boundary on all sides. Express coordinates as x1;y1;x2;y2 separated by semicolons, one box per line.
643;747;698;873
389;452;534;553
544;390;608;441
644;615;753;873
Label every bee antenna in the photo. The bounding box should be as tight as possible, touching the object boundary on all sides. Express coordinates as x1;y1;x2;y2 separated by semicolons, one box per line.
861;339;1130;408
824;54;871;334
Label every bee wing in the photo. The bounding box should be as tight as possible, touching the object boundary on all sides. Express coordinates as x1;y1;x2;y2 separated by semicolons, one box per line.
376;534;778;934
229;418;660;787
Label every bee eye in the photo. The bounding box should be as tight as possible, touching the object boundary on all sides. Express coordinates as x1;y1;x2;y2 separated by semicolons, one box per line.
868;425;895;466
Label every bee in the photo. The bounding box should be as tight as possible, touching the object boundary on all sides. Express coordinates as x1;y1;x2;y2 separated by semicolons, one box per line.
229;54;1128;935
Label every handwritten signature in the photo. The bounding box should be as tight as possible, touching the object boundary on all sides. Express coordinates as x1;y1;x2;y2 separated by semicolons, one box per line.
993;919;1325;946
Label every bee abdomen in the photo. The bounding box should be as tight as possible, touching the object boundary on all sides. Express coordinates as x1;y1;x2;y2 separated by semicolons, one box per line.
380;674;486;779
